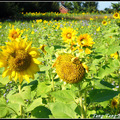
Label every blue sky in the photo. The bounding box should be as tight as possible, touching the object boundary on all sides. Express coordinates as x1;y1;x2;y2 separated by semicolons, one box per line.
98;1;119;10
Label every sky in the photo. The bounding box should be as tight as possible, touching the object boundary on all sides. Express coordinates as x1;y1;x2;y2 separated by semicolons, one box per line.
98;1;119;10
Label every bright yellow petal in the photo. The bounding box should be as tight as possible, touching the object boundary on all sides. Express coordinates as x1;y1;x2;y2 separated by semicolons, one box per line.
23;74;30;83
30;62;40;73
32;58;41;64
25;41;32;51
82;63;89;73
2;69;11;78
14;72;18;82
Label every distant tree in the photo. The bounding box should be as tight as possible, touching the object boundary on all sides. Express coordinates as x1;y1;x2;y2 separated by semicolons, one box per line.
64;2;74;12
104;8;113;13
111;2;120;12
82;2;98;13
73;2;83;13
64;1;84;13
0;2;20;18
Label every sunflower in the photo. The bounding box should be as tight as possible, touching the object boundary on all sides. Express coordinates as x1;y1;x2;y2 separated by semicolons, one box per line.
111;98;118;109
61;27;77;44
52;53;86;84
110;52;118;59
39;44;47;54
113;12;119;19
8;27;23;41
96;27;100;32
77;34;95;47
0;38;41;83
102;20;107;26
85;48;92;54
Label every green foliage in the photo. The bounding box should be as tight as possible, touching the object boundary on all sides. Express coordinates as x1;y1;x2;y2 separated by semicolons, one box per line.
49;102;77;118
111;3;120;12
89;89;120;102
0;12;120;119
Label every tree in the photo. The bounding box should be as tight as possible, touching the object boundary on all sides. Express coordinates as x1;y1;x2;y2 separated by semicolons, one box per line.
82;2;98;13
111;2;120;12
73;2;83;13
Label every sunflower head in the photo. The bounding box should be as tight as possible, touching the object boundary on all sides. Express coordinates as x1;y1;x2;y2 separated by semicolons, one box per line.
8;27;23;41
0;38;41;83
61;27;77;44
111;98;118;109
77;34;95;47
53;53;85;84
113;12;119;19
110;52;119;59
102;20;107;26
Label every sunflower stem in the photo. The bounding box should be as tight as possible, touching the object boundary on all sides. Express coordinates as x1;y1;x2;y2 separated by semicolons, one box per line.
78;83;85;118
51;72;54;91
18;84;23;118
83;90;87;118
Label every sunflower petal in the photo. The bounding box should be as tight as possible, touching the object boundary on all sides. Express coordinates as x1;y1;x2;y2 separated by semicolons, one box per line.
2;69;11;78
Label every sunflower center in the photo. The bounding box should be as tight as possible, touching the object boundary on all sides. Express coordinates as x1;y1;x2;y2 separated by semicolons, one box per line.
12;31;19;39
115;14;118;17
8;50;31;72
66;33;72;39
81;38;87;45
112;101;117;106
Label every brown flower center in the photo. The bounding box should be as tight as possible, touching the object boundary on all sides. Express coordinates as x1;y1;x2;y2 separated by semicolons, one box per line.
11;31;19;39
66;33;72;39
8;50;31;72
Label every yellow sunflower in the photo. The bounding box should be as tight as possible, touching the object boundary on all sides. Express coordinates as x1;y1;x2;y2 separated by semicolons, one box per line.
85;48;92;54
52;53;87;84
0;38;41;83
110;52;118;59
102;20;107;26
61;27;77;44
77;34;95;47
113;12;119;19
39;44;47;54
8;27;23;41
111;98;118;109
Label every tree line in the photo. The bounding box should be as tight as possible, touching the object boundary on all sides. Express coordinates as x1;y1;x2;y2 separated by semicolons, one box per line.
0;2;120;18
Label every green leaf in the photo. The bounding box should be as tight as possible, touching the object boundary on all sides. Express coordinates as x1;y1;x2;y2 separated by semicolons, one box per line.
37;81;51;97
0;75;10;85
0;98;8;118
0;67;4;75
26;80;38;91
49;102;77;118
97;59;120;78
20;86;31;100
51;90;76;103
89;89;120;102
98;100;109;108
26;97;42;112
95;45;107;55
94;80;114;90
40;65;51;71
31;106;52;118
44;46;54;55
107;45;120;55
7;103;19;115
9;93;25;106
0;104;8;118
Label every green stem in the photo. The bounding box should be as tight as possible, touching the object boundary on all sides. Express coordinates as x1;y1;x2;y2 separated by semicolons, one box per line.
83;90;87;118
18;84;23;118
78;83;85;118
51;73;54;91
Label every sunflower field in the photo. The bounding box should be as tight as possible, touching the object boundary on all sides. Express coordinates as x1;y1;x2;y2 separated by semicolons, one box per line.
0;12;120;119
